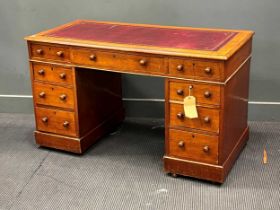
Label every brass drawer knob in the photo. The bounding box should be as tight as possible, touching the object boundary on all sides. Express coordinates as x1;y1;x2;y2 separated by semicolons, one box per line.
59;73;66;79
38;69;45;75
176;64;184;71
36;49;43;55
176;89;184;95
41;117;48;123
204;116;211;123
39;92;46;98
63;121;70;127
203;145;210;153
89;54;96;60
139;59;147;66
177;112;185;119
178;140;185;148
59;94;67;101
204;67;212;74
204;91;211;98
56;51;64;57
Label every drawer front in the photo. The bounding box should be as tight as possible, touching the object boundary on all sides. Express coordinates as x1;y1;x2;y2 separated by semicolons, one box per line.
168;129;218;164
169;103;220;133
30;43;70;62
168;58;222;81
33;82;75;109
35;107;77;137
33;63;73;85
71;48;165;73
169;58;194;78
169;80;221;106
193;61;221;80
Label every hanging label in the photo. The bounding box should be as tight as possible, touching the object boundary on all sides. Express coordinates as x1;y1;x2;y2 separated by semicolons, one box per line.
184;96;198;119
183;86;198;119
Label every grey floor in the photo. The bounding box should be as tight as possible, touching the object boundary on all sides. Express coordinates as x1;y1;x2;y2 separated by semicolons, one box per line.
0;113;279;210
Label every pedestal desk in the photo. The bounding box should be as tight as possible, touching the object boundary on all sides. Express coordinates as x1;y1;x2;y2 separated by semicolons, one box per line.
25;20;254;183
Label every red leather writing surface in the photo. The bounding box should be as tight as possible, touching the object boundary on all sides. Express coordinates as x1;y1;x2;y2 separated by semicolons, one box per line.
45;22;237;51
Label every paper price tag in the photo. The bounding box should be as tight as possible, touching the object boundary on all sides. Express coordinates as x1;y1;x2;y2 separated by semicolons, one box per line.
183;96;198;119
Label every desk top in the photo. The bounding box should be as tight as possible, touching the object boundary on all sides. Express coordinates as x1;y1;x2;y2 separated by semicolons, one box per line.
25;20;254;60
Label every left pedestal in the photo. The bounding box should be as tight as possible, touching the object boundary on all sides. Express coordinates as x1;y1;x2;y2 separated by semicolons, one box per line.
30;61;124;154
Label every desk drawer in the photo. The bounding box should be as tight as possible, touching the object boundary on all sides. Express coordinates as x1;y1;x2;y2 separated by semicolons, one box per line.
168;129;218;164
193;60;221;80
33;82;75;109
168;80;221;106
169;103;220;133
169;58;194;78
30;43;70;62
71;48;165;73
33;63;73;86
168;58;222;81
35;107;77;137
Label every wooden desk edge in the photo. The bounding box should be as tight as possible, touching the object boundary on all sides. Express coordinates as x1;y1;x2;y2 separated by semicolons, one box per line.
24;20;254;60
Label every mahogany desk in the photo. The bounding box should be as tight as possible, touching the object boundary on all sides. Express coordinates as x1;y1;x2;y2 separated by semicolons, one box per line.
25;20;254;183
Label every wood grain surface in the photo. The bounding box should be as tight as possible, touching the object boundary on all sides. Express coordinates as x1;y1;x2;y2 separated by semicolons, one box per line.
26;20;254;183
